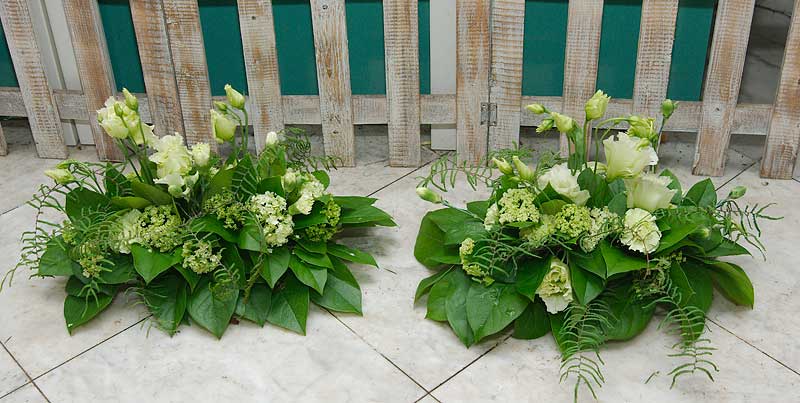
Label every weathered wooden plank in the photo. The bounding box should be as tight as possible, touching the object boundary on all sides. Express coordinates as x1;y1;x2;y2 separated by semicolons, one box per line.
0;122;6;156
488;0;525;151
238;0;284;151
0;0;66;159
162;0;214;147
310;0;355;166
632;0;678;134
62;0;122;161
456;0;491;163
130;0;184;137
693;0;756;176
383;0;421;166
561;0;603;155
760;0;800;179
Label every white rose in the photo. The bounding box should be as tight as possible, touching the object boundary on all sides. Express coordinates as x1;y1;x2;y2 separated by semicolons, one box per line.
625;173;676;212
191;143;211;167
603;132;658;180
538;163;590;206
149;133;193;178
96;97;129;140
620;208;661;254
536;257;573;314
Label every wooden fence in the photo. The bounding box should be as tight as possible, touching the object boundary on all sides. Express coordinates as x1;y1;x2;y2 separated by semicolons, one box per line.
0;0;798;178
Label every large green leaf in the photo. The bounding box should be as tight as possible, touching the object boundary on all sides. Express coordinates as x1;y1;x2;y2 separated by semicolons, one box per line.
569;263;605;305
296;238;327;254
174;265;200;292
288;255;327;294
578;168;611;208
131;181;172;205
190;216;237;243
414;267;453;302
603;285;655;341
267;275;309;334
206;167;234;199
339;205;396;227
311;170;330;188
235;283;272;326
232;154;259;199
466;200;489;218
426;274;452;322
110;196;151;210
64;293;113;334
257;247;291;288
704;239;750;258
466;282;529;342
65;276;114;297
444;270;475;346
96;255;136;285
293;247;333;269
141;274;187;335
104;164;131;197
683;260;714;313
187;278;239;339
600;241;647;277
512;300;550;340
65;188;112;221
515;257;550;301
220;245;248;288
293;202;328;229
332;196;376;210
311;257;362;314
38;236;79;276
327;243;378;268
706;260;754;308
656;220;701;254
414;210;461;268
569;249;606;279
607;193;627;217
682;179;717;208
238;217;265;252
131;244;183;284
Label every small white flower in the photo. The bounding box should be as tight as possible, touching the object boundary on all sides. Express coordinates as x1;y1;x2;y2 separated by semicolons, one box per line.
536;257;573;314
603;132;658;180
96;97;129;139
538;163;590;206
265;131;282;146
620;208;661;254
625;173;676;212
247;192;294;247
484;203;499;231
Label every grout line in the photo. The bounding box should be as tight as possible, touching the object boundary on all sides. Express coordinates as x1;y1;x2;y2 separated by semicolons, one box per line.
365;157;439;198
707;318;800;377
0;203;26;217
413;391;442;403
425;334;513;396
715;160;759;191
0;342;50;403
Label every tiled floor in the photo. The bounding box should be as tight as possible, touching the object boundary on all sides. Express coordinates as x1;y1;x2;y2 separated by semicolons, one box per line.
0;131;798;402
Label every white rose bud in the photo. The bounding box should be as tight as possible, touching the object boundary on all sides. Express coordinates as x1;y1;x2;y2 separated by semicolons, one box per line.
265;131;281;146
584;90;610;121
97;98;129;140
122;88;138;111
538;163;590;206
44;168;75;184
661;99;678;119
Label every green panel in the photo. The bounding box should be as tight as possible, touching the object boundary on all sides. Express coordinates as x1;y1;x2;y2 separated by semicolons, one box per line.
0;20;18;87
273;0;318;95
597;0;641;99
199;0;248;95
668;0;715;101
98;0;146;93
521;0;568;97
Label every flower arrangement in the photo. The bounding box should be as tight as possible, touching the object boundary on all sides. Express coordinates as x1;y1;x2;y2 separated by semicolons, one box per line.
413;91;777;398
4;85;395;338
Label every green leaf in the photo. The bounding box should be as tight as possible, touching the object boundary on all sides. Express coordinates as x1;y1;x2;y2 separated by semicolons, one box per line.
141;274;187;335
443;221;486;245
569;262;605;305
235;283;272;326
206;167;234;199
174;265;200;291
512;300;550;340
705;239;750;258
414;209;461;268
96;255;136;285
426;274;452;322
39;236;79;276
232;154;259;199
539;199;567;215
444;269;475;346
65;188;112;221
466;200;489;218
237;217;265;252
603;285;655;341
578;168;611;208
296;238;327;254
257;247;291;288
607;193;627;217
600;240;647;277
682;179;717;207
311;170;330;188
293;202;329;229
682;260;714;313
288;255;327;294
267;275;309;334
515;257;550;301
65;276;114;297
104;164;131;197
311;257;362;314
659;169;683;204
466;282;529;342
187;277;239;339
669;261;696;306
110;196;151;210
190;216;237;243
339;205;396;227
656;220;701;254
64;293;113;334
332;196;376;209
327;243;378;268
414;267;453;302
569;249;607;279
131;181;172;205
706;260;754;308
293;247;333;269
220;245;247;288
256;177;285;197
131;244;182;284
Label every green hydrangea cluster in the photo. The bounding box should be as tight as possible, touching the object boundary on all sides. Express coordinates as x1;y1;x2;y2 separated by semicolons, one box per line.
246;192;294;247
459;238;493;285
498;188;540;224
181;240;222;274
203;189;247;230
520;215;556;249
579;207;621;252
61;220;79;246
72;239;107;278
553;204;592;239
303;199;342;242
138;205;184;252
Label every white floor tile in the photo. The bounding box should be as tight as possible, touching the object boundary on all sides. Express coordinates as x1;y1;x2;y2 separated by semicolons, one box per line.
0;383;48;403
0;346;27;398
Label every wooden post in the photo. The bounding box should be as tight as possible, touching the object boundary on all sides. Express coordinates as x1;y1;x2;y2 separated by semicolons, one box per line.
489;0;526;152
162;0;214;148
0;122;7;156
632;0;678;133
561;0;603;155
760;0;800;179
383;0;421;167
62;0;123;161
238;0;285;152
456;0;491;164
693;0;756;177
310;0;355;166
1;0;67;159
130;0;184;137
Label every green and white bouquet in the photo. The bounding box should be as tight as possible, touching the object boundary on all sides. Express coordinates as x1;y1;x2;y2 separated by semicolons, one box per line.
4;85;394;338
413;91;777;398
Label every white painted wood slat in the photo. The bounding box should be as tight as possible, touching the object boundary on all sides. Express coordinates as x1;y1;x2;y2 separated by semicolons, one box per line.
489;0;526;152
456;0;491;164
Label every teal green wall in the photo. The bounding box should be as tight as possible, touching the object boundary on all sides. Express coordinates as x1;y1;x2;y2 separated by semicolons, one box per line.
0;20;19;87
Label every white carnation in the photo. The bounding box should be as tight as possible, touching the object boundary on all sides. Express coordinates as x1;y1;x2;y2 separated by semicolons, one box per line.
536;257;573;314
538;163;590;206
620;208;661;254
625;173;676;212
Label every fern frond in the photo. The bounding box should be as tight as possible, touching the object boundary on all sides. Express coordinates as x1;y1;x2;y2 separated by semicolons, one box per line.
558;299;615;401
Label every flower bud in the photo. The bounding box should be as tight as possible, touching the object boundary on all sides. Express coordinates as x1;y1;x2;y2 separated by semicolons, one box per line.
536;118;554;133
526;103;546;114
492;157;513;175
98;112;129;140
191;143;211;167
282;169;302;193
265;131;281;146
114;102;125;118
693;226;711;239
214;101;228;112
224;84;245;110
416;187;442;204
660;99;678;119
728;185;747;200
44;168;75;184
211;109;237;143
550;112;574;133
512;156;535;182
584;90;610;121
122;88;138;111
627;116;656;142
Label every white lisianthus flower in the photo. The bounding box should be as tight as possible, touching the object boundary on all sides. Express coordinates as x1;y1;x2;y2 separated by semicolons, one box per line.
156;173;188;198
265;131;282;146
584;90;610;121
625;173;676;212
536;257;573;314
111;209;143;254
191;143;211;167
96;97;129;139
129;121;156;146
620;208;661;254
484;203;499;230
149;133;193;178
603;132;658;180
44;168;75;184
538;163;590;206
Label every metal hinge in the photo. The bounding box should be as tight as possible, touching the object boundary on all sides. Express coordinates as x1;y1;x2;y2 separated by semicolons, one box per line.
480;102;497;126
